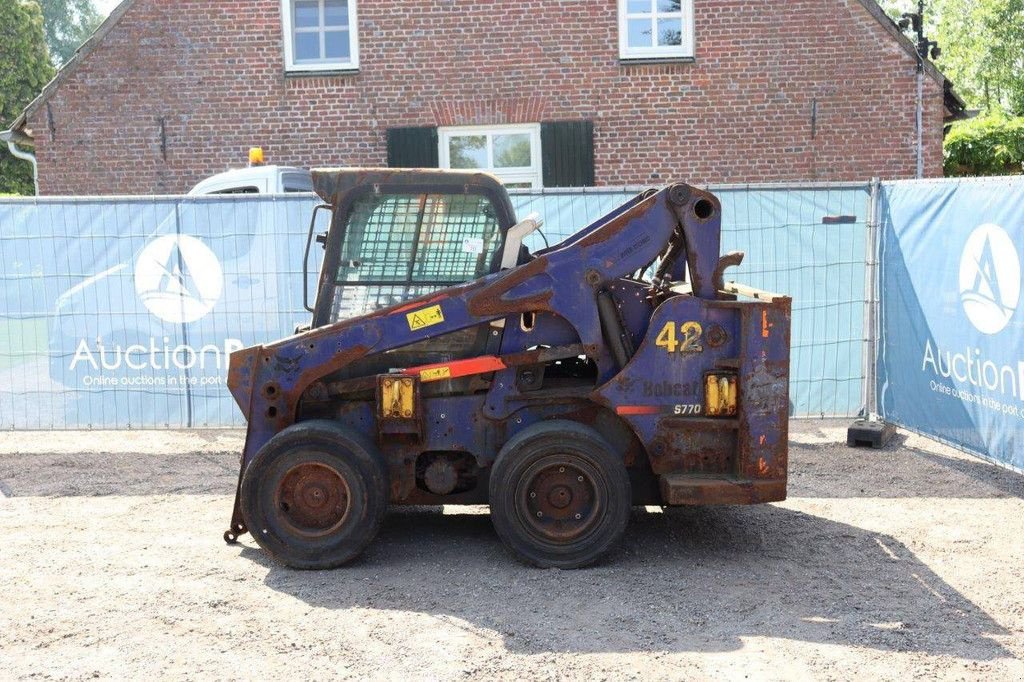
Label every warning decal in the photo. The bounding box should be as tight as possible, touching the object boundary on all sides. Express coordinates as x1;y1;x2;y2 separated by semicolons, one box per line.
406;304;445;331
420;366;452;382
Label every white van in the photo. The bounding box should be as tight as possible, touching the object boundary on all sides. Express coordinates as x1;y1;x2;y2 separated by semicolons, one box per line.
188;157;313;195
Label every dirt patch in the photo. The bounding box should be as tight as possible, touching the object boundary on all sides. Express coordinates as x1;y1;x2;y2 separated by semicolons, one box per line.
0;421;1021;680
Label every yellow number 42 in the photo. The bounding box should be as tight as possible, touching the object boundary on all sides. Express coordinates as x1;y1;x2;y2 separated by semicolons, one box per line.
655;321;704;354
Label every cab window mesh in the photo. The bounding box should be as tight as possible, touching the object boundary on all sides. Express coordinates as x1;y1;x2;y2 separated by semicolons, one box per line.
329;192;502;322
335;193;500;285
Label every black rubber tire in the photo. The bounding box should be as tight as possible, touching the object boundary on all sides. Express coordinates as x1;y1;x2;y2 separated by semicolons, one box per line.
489;420;631;569
239;419;388;569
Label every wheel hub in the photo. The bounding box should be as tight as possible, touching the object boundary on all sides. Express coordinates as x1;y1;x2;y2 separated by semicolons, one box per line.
275;462;351;537
518;456;602;543
548;485;573;509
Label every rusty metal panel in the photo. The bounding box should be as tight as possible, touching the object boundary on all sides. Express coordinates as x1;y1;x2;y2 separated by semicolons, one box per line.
647;427;738;476
659;474;786;506
735;298;792;484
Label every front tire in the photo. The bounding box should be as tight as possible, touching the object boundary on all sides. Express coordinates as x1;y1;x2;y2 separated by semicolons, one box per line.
489;420;631;569
240;420;388;569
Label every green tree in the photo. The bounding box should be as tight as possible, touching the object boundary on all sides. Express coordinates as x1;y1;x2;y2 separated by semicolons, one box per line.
39;0;102;66
878;0;1024;115
877;1;1024;177
934;0;1024;114
0;0;55;195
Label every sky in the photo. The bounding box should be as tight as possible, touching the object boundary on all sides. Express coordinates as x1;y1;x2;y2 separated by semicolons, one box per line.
96;0;121;17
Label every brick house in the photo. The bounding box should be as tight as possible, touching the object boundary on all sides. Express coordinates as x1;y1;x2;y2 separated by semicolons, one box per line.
5;0;967;195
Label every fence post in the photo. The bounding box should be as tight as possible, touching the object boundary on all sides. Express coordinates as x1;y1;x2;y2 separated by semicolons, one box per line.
848;177;895;448
863;177;880;419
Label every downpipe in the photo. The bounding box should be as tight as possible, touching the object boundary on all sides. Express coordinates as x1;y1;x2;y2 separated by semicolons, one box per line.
916;69;925;179
0;130;39;195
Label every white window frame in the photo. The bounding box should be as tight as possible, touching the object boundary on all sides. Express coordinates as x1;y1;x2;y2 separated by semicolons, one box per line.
438;124;543;189
281;0;359;72
618;0;694;61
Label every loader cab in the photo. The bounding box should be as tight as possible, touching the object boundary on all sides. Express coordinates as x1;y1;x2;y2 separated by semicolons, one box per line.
307;169;520;330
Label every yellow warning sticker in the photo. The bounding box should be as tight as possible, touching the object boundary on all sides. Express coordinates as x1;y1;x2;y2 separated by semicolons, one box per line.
406;304;445;331
420;366;452;382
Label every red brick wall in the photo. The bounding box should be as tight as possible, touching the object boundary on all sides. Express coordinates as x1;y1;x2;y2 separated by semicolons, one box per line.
27;0;946;195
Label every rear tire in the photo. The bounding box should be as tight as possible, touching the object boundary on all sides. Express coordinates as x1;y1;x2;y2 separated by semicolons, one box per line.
240;420;388;569
489;420;631;569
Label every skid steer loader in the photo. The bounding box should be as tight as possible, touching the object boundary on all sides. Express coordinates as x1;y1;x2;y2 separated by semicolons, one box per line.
224;169;791;569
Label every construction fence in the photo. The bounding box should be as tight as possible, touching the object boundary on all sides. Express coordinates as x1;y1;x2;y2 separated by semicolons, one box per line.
0;182;871;430
875;177;1024;473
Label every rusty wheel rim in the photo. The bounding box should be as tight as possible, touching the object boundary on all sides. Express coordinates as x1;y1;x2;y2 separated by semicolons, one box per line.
516;455;604;545
274;462;351;538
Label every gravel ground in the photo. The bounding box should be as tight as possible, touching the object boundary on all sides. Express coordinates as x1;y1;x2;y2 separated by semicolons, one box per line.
0;421;1021;680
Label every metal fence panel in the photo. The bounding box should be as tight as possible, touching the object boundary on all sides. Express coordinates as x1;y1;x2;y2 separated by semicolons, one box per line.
513;185;870;417
0;184;868;429
0;195;323;429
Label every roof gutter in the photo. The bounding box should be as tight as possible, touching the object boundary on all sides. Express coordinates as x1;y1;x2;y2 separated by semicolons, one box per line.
0;128;38;195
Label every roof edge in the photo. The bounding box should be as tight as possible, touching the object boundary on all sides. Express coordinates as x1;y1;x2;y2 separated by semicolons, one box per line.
10;0;138;140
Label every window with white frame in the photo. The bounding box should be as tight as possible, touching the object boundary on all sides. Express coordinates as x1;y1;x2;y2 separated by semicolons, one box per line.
438;125;543;189
281;0;359;71
619;0;694;60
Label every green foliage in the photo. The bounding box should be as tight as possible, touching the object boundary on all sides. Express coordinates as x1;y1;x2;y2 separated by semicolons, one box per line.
933;0;1024;115
0;0;55;195
943;115;1024;175
877;1;1024;175
39;0;102;66
879;1;1024;116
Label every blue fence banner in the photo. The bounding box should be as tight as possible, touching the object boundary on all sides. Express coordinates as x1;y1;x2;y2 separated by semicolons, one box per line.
0;195;323;429
0;184;869;429
878;178;1024;472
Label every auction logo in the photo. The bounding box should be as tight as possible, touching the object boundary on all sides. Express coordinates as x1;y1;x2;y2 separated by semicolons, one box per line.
134;235;223;324
959;223;1020;335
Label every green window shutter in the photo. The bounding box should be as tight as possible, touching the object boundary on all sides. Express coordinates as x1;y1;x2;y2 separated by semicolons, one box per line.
540;120;595;187
386;126;439;168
